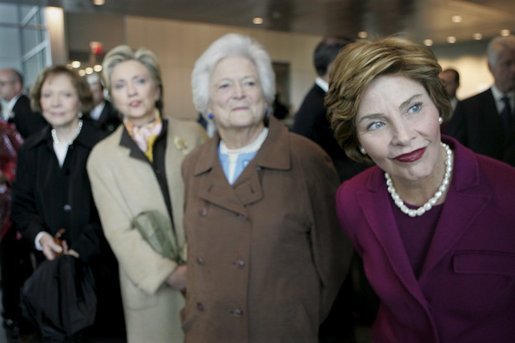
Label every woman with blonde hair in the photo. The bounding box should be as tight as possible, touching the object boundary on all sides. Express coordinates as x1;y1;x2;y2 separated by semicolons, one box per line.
87;45;206;342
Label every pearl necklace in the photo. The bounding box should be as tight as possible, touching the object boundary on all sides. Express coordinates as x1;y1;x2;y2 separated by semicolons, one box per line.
51;120;83;145
385;142;453;217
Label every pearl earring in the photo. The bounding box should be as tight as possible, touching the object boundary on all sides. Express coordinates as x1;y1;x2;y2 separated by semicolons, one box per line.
438;117;443;125
359;146;366;155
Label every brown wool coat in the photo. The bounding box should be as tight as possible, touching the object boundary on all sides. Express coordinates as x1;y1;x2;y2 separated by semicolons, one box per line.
87;117;206;343
181;117;353;343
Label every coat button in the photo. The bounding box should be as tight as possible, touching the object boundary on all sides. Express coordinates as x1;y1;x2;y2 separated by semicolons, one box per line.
198;207;208;216
233;259;245;269
196;257;205;265
63;204;72;211
196;302;205;312
230;308;244;317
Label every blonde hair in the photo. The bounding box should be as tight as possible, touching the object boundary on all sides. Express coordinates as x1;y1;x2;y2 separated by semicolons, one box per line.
326;36;451;163
102;45;163;110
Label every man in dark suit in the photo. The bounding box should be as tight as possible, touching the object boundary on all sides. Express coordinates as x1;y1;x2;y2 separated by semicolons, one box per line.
0;68;47;139
292;37;368;181
444;35;515;166
293;37;376;343
85;73;121;134
0;68;44;338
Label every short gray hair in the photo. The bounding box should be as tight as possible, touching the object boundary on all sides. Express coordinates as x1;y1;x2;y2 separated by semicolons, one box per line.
487;35;515;67
191;33;275;115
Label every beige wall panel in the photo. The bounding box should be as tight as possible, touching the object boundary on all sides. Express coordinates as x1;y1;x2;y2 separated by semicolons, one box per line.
126;16;320;120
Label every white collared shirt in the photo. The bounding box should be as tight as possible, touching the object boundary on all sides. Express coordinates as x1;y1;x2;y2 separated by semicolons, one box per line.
491;86;514;115
315;77;329;93
1;95;20;120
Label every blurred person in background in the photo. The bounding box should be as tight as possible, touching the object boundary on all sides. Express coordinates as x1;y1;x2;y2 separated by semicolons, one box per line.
438;68;460;111
85;72;121;133
444;35;515;166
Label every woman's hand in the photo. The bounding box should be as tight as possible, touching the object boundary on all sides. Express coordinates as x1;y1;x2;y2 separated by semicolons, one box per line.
62;240;80;258
39;232;63;260
166;264;187;292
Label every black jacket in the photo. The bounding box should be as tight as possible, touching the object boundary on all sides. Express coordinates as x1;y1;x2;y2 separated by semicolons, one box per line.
444;88;515;166
11;120;107;262
9;94;48;139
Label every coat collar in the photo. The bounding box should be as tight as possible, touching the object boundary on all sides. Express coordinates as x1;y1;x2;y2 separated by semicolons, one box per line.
192;116;291;176
357;136;491;299
192;116;290;216
25;120;105;151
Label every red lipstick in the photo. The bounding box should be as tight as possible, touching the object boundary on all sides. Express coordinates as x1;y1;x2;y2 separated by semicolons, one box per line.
394;147;426;163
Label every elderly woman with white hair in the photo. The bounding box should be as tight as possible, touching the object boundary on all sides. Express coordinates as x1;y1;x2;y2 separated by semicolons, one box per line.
181;33;352;343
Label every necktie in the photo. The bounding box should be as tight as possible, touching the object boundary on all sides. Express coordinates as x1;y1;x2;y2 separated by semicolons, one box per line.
500;96;513;134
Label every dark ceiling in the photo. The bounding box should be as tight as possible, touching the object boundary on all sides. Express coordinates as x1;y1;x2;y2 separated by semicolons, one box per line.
4;0;515;44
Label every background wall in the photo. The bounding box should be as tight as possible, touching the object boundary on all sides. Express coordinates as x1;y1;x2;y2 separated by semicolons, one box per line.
433;39;493;100
124;16;319;120
66;13;496;121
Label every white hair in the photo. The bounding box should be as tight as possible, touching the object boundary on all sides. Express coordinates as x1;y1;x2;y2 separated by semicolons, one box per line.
191;33;276;116
487;35;515;67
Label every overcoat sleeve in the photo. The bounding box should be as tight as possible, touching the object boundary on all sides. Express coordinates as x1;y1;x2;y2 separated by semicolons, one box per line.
11;143;45;244
300;143;353;320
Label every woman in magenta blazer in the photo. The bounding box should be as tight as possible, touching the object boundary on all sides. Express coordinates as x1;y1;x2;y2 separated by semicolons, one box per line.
326;37;515;342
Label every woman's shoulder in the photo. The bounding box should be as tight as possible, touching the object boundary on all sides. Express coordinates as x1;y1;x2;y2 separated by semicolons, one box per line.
166;116;206;137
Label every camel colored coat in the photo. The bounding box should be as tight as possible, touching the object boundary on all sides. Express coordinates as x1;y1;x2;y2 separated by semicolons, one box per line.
87;117;206;343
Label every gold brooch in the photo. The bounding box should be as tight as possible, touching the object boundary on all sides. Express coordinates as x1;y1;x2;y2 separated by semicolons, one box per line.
174;136;188;154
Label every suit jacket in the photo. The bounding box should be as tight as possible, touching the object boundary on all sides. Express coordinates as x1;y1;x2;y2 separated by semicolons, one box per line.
9;94;47;139
293;83;367;181
86;100;121;134
444;88;515;166
87;116;206;343
181;116;352;343
336;136;515;343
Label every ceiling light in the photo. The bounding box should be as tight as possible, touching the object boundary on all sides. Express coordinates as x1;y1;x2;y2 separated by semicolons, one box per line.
252;17;263;25
472;33;482;40
92;0;105;6
446;36;456;44
78;70;86;77
71;61;81;68
358;31;368;39
423;39;433;47
93;65;103;72
85;67;94;74
451;15;462;23
500;29;511;37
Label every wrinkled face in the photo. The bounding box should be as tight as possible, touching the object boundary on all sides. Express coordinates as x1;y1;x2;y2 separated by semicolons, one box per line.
356;74;442;184
439;71;459;98
109;60;160;125
208;56;267;131
489;47;515;93
40;73;81;129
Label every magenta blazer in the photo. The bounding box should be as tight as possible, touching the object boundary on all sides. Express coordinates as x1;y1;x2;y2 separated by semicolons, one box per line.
336;136;515;343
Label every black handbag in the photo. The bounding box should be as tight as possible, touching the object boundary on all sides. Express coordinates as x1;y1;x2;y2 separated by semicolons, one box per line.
21;255;97;338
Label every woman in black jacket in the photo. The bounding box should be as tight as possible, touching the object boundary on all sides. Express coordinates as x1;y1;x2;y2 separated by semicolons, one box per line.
11;65;125;342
